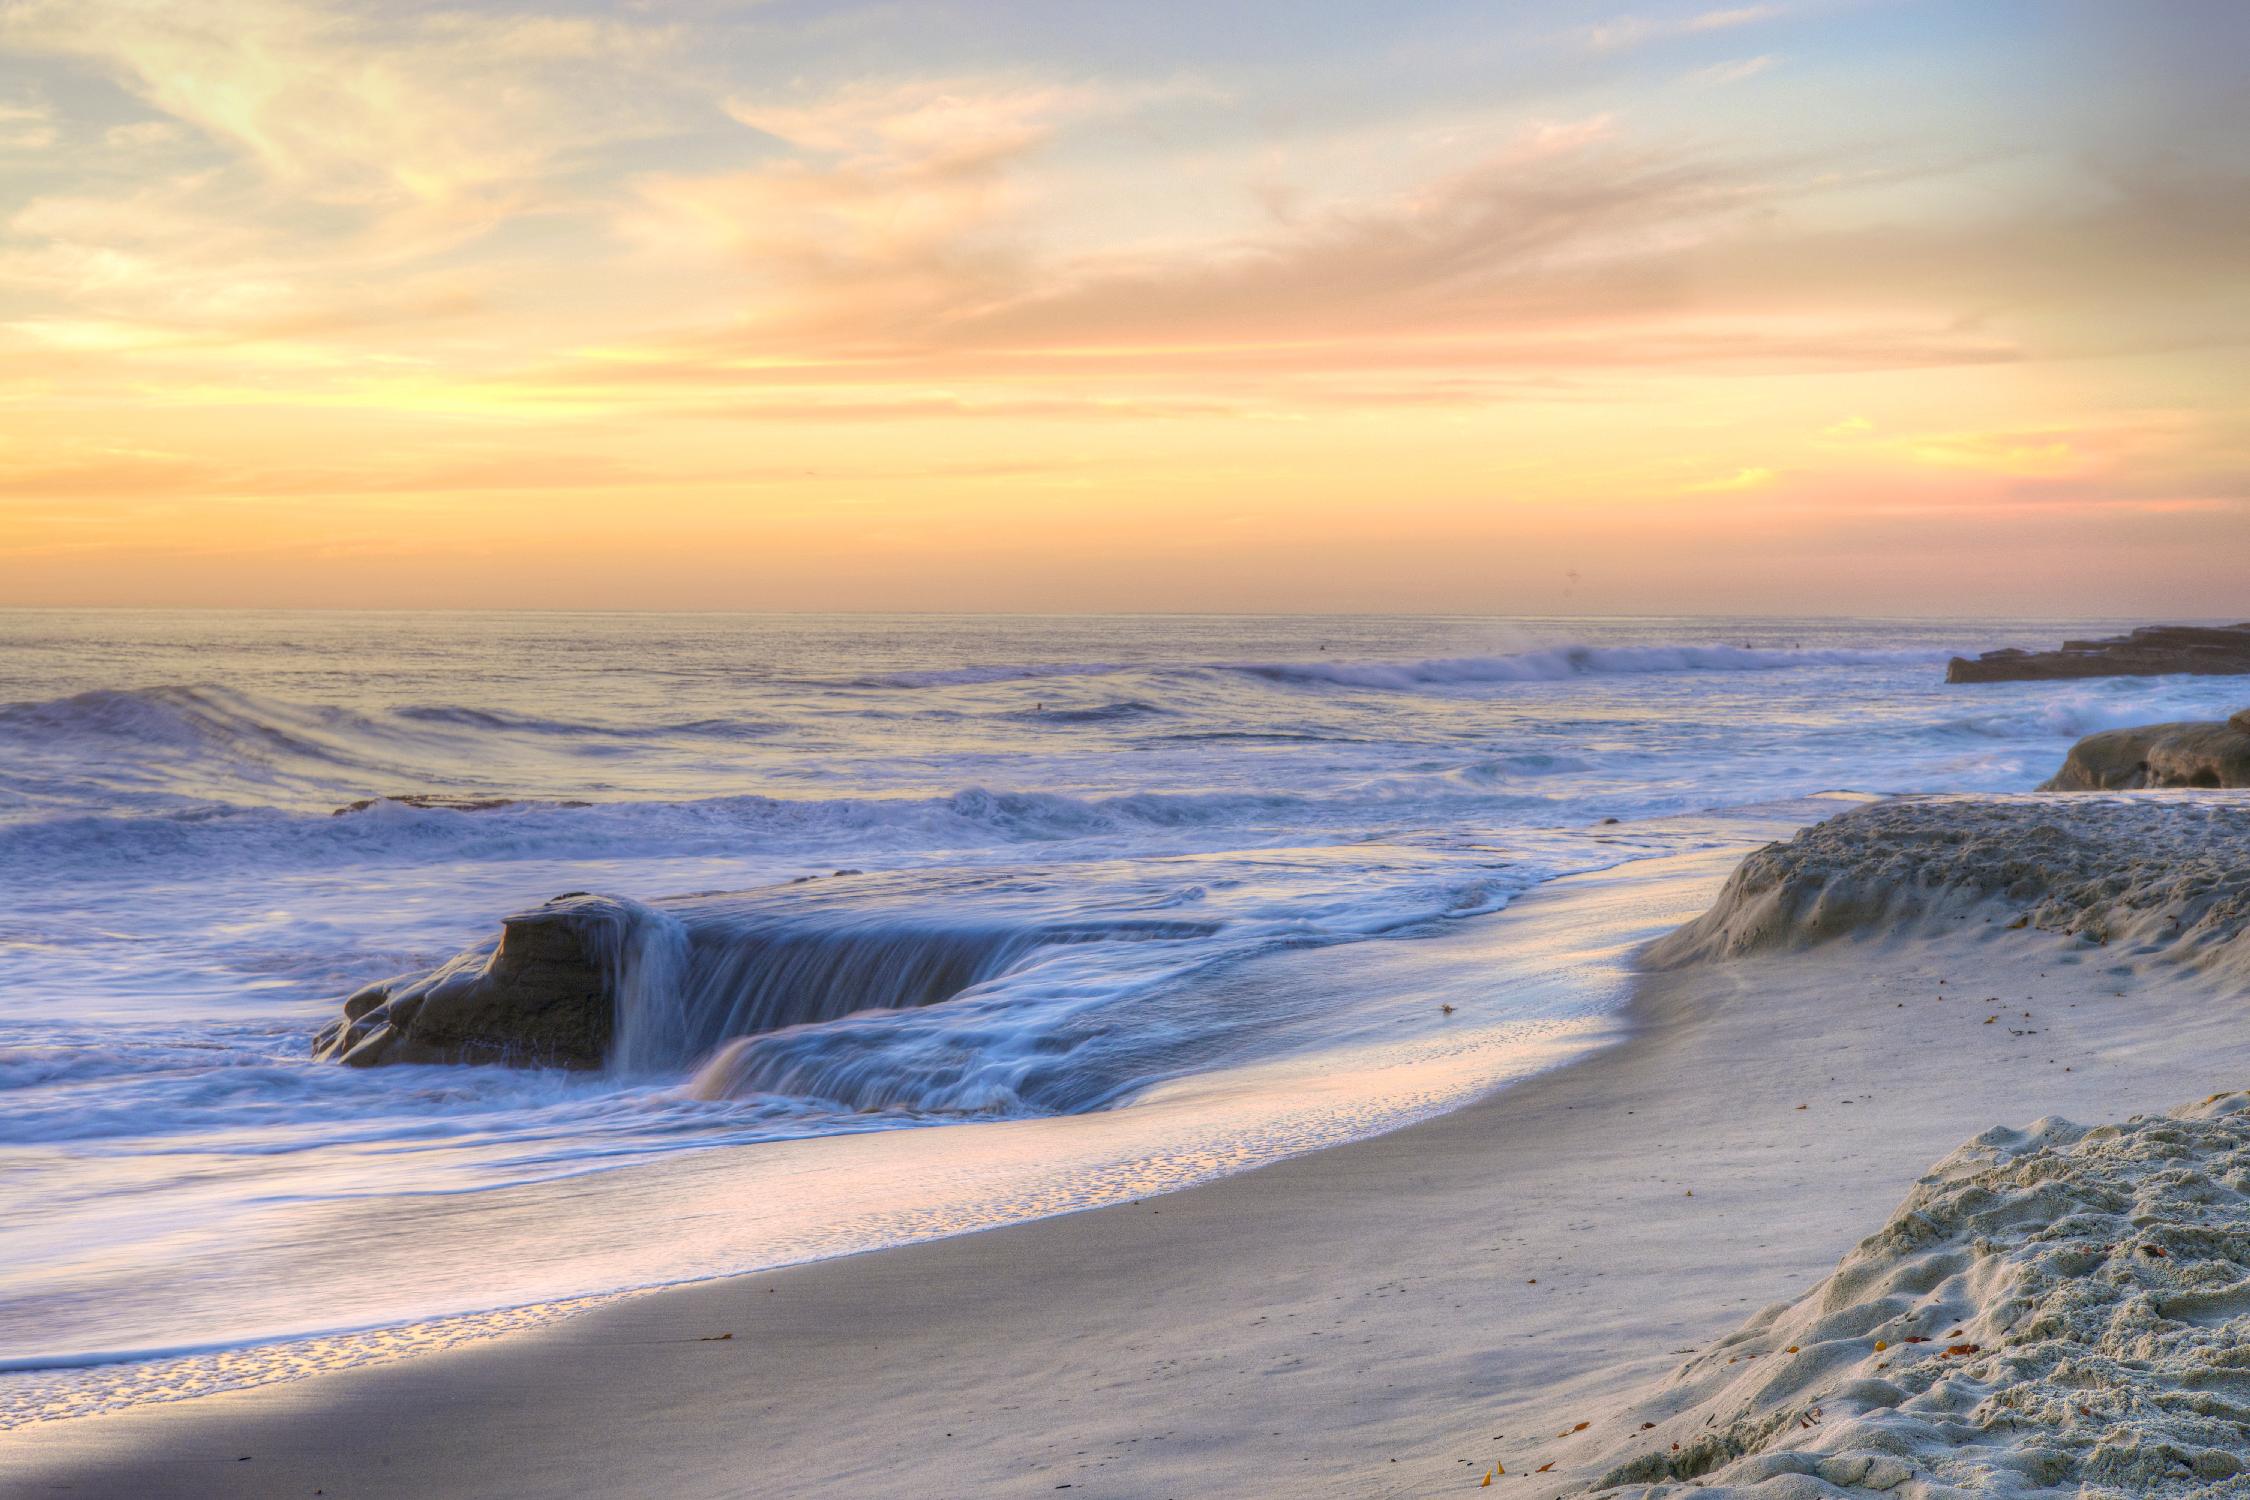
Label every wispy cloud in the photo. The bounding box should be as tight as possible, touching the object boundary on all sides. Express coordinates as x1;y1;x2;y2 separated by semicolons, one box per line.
3;0;679;221
619;75;1184;343
1588;5;1785;51
1686;54;1778;87
102;119;184;149
0;0;2242;611
0;99;55;149
946;132;1729;346
1684;465;1776;491
727;77;1099;171
0;0;695;376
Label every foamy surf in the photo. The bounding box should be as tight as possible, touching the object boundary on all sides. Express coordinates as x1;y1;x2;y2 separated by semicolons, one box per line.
0;829;1746;1427
4;610;2244;1429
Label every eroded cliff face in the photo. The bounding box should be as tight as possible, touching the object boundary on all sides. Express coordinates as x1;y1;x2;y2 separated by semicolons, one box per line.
2042;713;2250;792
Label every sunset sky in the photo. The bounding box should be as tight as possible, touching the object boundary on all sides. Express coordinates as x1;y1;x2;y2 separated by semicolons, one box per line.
0;0;2242;613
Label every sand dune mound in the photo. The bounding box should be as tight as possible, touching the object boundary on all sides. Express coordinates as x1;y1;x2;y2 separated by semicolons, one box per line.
1647;795;2250;975
1577;1091;2250;1498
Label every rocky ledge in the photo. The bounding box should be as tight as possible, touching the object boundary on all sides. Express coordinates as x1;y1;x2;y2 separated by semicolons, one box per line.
1946;622;2250;684
2043;711;2250;791
314;894;630;1068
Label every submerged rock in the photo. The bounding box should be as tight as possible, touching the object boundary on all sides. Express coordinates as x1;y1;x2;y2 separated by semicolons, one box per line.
1945;622;2250;683
313;894;631;1068
2043;714;2250;791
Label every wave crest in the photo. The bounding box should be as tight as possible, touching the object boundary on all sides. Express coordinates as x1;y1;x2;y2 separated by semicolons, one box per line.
1230;644;1945;691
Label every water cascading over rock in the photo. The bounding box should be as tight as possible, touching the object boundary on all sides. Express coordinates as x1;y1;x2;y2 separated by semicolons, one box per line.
314;884;1215;1075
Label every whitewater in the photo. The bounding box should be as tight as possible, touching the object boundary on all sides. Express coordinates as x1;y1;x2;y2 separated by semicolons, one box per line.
3;610;2242;1425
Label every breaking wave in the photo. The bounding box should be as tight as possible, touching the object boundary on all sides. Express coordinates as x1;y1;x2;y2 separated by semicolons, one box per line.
0;787;1339;881
18;609;2232;1410
841;662;1129;689
832;643;1950;696
0;640;1952;818
1227;645;1947;691
0;685;773;758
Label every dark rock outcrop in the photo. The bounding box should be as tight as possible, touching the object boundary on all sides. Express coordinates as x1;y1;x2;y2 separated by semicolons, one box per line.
1947;623;2250;683
314;877;1223;1074
2042;714;2250;791
313;894;630;1068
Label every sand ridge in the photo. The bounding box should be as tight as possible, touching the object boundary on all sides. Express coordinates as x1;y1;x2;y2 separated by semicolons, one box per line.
1578;792;2250;1498
10;798;2250;1497
1577;1092;2250;1497
1650;794;2250;977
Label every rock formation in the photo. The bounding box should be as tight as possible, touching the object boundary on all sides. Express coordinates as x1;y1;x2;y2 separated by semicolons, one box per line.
2042;713;2250;791
1946;622;2250;683
314;894;629;1068
309;876;1213;1073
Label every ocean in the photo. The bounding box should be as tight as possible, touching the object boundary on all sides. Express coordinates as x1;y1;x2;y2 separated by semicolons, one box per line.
2;610;2238;1422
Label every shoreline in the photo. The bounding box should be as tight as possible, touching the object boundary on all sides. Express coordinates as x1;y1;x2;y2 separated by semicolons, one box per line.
0;833;1733;1432
8;795;2250;1496
0;817;1733;1420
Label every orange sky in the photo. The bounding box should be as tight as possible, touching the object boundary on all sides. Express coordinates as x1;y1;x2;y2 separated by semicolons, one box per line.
0;1;2243;613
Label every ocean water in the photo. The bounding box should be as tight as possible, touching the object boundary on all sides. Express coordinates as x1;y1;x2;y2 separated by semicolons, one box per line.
1;610;2241;1420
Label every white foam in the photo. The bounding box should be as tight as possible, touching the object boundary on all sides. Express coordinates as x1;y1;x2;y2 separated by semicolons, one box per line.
1229;644;1948;690
5;611;2242;1427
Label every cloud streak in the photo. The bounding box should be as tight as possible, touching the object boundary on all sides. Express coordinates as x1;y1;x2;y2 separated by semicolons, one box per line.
4;0;677;213
0;0;2241;611
1587;5;1785;51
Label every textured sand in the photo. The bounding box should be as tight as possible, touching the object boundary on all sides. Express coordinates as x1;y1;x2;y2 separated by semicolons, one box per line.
1577;791;2250;1498
6;795;2250;1498
1651;793;2250;976
1576;1095;2250;1497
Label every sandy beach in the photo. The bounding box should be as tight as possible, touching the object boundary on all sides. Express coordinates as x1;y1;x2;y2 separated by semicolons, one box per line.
6;0;2240;1486
6;792;2248;1497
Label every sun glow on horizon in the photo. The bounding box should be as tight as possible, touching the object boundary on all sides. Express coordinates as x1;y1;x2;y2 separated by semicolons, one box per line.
0;0;2243;613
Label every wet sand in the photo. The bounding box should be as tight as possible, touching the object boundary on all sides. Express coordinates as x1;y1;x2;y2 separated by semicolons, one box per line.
9;799;2250;1497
